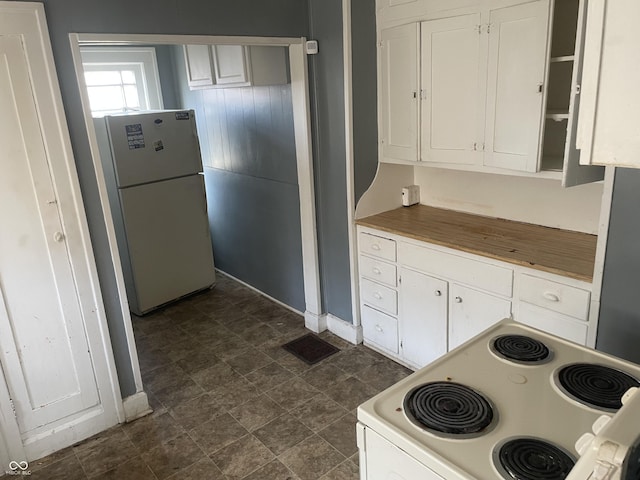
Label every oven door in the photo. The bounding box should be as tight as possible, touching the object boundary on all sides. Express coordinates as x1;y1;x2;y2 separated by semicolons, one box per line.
358;424;444;480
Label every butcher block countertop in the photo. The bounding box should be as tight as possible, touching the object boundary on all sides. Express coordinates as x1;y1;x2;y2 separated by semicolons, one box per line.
356;205;597;282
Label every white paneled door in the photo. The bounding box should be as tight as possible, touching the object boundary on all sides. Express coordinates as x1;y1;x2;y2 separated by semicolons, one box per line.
0;3;121;465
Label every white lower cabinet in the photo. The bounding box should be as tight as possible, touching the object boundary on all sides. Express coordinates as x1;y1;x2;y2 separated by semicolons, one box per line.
358;226;593;368
449;284;512;350
399;268;448;367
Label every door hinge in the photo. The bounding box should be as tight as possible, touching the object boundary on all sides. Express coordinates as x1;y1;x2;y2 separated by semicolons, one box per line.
476;24;482;34
400;340;403;348
398;275;402;284
575;84;581;95
9;398;16;418
487;23;492;34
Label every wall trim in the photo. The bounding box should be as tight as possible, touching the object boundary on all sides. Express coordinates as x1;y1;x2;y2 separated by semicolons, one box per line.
342;0;360;329
327;314;363;345
122;392;152;423
304;311;327;333
304;311;362;345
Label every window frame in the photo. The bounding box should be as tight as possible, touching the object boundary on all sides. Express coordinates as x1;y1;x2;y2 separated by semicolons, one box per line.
79;46;164;116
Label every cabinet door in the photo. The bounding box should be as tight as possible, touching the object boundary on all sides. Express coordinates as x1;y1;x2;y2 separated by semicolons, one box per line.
212;45;249;86
449;284;511;350
577;0;640;168
561;0;605;186
399;268;448;368
183;44;215;88
421;13;483;165
379;23;420;162
484;0;550;172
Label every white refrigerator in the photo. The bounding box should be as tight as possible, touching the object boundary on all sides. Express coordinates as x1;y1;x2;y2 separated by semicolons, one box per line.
95;110;215;315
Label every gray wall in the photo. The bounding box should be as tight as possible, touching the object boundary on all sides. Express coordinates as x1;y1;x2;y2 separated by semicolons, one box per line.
15;0;309;397
155;45;181;109
597;168;640;364
173;48;305;311
352;0;379;202
308;0;353;322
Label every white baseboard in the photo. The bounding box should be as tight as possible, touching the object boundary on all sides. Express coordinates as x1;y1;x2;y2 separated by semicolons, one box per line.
122;392;152;423
304;311;362;345
304;310;327;333
326;314;363;345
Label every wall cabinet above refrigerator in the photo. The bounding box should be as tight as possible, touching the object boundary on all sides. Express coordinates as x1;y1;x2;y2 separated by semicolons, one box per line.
183;44;289;90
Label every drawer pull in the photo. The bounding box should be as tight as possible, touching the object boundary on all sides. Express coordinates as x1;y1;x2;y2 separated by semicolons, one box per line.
543;291;560;302
375;324;384;333
371;244;381;251
373;292;383;300
434;290;442;297
372;267;381;275
454;296;462;303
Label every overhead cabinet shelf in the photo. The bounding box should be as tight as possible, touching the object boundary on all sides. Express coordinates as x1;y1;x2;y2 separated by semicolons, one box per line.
378;0;604;187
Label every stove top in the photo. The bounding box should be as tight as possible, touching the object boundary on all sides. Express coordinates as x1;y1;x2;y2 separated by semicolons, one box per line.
357;320;640;479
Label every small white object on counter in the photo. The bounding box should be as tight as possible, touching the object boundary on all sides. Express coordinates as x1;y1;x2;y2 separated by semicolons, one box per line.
401;185;420;206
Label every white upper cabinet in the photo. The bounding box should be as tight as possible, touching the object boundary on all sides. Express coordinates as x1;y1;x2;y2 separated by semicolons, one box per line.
377;0;604;186
379;23;420;162
184;44;215;88
577;0;640;169
211;45;249;86
484;1;549;172
183;45;288;90
420;13;482;165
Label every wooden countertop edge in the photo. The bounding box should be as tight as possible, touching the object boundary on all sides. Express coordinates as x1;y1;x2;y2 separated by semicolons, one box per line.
356;220;593;283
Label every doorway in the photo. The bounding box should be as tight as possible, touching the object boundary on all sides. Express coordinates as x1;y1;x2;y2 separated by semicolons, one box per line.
69;34;321;400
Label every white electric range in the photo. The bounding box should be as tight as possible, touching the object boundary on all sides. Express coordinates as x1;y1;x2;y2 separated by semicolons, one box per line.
357;319;640;480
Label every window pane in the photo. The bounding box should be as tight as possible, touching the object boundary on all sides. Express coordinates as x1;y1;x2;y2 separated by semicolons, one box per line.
123;85;140;109
84;70;122;86
87;86;125;111
121;70;136;84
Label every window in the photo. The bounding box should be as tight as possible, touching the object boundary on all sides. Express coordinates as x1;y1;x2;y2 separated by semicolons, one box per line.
80;47;163;116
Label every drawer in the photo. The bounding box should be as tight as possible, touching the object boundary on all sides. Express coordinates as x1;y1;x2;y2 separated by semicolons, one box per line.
361;305;398;354
517;302;588;345
359;255;397;287
359;232;397;262
360;278;398;315
518;274;590;320
399;242;513;297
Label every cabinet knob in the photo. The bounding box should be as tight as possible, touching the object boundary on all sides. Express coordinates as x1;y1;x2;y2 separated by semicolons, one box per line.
372;267;381;275
53;231;65;242
371;244;381;251
434;290;442;296
454;296;462;303
375;324;383;333
543;291;560;302
373;292;383;300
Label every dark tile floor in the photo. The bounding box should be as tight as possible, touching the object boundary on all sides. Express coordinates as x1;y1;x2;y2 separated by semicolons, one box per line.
30;273;412;479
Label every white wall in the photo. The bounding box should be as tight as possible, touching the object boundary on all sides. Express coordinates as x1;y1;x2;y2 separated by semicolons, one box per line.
413;167;603;234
